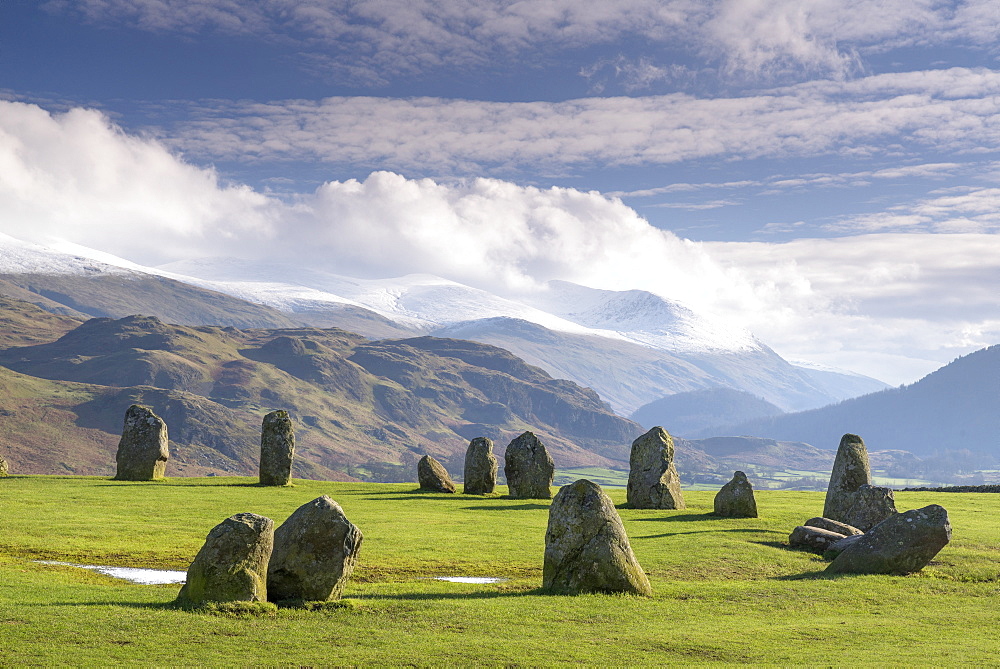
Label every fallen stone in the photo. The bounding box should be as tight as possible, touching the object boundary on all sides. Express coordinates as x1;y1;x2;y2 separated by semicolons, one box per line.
463;437;498;495
825;504;951;575
504;432;554;499
543;479;652;596
713;471;757;518
803;517;864;536
267;496;363;602
417;455;456;493
260;410;295;486
176;512;274;606
626;426;685;510
843;484;897;532
789;525;847;553
823;433;871;523
823;533;866;560
114;404;169;481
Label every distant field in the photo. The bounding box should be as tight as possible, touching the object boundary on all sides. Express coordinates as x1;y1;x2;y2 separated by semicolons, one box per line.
1;476;999;665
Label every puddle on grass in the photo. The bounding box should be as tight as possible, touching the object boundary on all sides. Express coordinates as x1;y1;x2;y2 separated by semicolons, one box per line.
35;561;186;585
430;576;507;584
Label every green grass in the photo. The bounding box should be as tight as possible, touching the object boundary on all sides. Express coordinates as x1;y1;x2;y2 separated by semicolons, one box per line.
1;476;999;665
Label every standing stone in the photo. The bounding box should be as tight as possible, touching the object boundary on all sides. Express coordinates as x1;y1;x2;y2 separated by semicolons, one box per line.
114;404;169;481
627;426;685;510
260;410;295;486
843;484;897;532
504;431;555;499
714;471;757;518
463;437;498;494
176;512;274;606
417;455;456;493
267;496;363;603
543;479;652;596
0;453;8;477
826;504;951;575
823;433;871;523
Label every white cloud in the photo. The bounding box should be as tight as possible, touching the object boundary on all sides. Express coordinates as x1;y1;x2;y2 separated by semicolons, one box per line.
160;68;1000;173
42;0;998;85
3;99;998;385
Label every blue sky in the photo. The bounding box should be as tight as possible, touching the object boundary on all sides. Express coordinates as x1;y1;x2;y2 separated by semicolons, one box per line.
3;1;1000;384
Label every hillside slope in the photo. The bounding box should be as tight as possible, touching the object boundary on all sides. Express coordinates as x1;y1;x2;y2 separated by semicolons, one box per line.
702;345;1000;457
0;298;642;478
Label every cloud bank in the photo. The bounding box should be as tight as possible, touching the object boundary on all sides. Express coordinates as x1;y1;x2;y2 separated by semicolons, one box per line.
4;99;1000;383
162;68;1000;173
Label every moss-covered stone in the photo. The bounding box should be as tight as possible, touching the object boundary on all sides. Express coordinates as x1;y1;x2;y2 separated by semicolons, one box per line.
823;433;871;523
176;512;274;607
713;470;757;517
504;431;554;499
259;410;294;486
627;426;684;510
113;404;168;481
417;454;456;493
543;479;652;596
463;437;498;494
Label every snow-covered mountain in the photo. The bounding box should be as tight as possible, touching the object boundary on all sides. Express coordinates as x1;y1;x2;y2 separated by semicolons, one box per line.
0;234;888;415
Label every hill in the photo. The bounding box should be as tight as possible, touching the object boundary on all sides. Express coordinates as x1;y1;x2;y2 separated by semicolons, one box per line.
0;297;641;479
630;387;785;436
702;345;1000;460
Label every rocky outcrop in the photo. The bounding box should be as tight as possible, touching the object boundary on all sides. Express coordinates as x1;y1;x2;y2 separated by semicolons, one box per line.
843;484;897;532
823;433;871;523
417;455;457;493
803;517;863;536
176;512;274;606
114;404;169;481
259;410;295;486
789;525;847;553
713;471;757;517
826;504;951;575
504;431;554;499
543;479;652;596
627;426;684;510
463;437;498;494
267;496;363;603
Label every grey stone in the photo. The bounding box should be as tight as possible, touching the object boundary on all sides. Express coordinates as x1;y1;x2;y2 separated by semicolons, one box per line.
504;431;554;499
543;479;652;596
626;426;685;510
789;525;847;553
804;517;864;536
267;496;363;603
114;404;168;481
463;437;498;495
176;512;274;606
843;484;897;532
713;471;757;517
823;533;865;560
823;433;871;523
825;504;951;575
417;455;456;493
0;453;8;477
260;410;295;486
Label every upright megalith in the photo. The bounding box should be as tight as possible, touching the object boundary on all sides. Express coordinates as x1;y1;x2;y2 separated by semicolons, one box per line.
843;484;897;532
627;426;685;510
260;410;295;486
826;504;951;575
114;404;168;481
176;512;274;606
417;455;456;493
823;433;871;523
714;471;757;518
543;479;652;596
0;453;8;477
463;437;498;494
504;431;555;499
267;496;363;603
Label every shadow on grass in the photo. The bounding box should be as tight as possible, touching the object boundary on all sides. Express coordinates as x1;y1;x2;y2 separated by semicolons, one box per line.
93;481;266;488
629;512;737;523
772;570;828;580
461;503;551;511
352;589;542;602
634;528;785;540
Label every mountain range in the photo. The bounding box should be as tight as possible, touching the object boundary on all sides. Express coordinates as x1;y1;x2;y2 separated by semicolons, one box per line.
0;233;887;421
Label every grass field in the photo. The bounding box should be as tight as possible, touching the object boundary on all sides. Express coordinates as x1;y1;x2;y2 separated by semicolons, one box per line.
1;476;999;665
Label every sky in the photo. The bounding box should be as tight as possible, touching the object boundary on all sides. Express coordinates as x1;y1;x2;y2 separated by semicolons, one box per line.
2;0;1000;385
